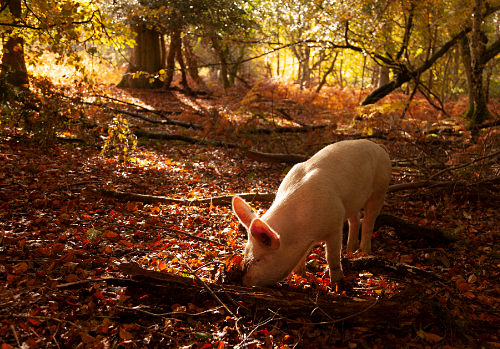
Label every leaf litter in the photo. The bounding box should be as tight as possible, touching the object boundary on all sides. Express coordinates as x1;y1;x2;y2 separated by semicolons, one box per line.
0;83;499;348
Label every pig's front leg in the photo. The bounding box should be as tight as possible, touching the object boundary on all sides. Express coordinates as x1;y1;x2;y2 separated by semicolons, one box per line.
360;193;386;253
346;212;361;252
325;223;344;282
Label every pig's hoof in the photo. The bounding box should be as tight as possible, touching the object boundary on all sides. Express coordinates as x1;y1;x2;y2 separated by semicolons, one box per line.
346;244;359;253
329;271;344;283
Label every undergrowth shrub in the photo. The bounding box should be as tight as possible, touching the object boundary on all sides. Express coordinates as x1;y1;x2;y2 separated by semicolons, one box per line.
101;115;137;161
0;76;79;146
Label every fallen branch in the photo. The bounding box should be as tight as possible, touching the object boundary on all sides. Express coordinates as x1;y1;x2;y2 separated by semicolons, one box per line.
388;175;500;192
343;255;446;281
115;305;223;319
245;150;308;164
246;124;328;134
426;149;500;181
374;213;456;245
93;172;500;208
113;107;203;130
133;128;239;148
81;97;203;130
116;262;433;325
90;188;274;206
473;119;500;129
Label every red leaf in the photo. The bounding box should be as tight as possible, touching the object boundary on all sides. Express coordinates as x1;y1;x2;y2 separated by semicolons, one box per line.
27;318;41;326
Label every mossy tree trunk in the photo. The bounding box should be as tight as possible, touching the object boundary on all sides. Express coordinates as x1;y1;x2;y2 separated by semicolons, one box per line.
465;0;492;128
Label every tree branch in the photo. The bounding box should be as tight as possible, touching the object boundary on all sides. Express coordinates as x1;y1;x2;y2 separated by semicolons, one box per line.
396;3;415;60
362;4;500;105
481;36;500;65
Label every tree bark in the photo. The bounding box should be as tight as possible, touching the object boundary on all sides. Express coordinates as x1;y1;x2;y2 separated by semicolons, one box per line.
182;36;205;88
210;34;231;88
118;23;165;89
466;0;492;127
163;29;181;88
378;66;390;87
460;36;474;107
0;0;29;88
174;33;189;91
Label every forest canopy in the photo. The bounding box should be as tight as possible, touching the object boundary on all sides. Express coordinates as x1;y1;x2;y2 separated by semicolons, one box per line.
0;0;499;127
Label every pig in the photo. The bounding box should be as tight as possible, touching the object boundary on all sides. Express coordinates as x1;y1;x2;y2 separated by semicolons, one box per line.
232;139;391;287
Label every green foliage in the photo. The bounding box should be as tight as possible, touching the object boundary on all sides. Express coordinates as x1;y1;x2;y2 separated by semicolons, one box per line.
0;0;134;73
85;227;103;242
101;116;138;162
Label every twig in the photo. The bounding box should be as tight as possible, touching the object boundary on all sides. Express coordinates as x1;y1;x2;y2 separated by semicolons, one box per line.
427;149;500;181
236;313;279;348
388;175;500;192
166;228;224;246
91;188;275;206
56;277;123;289
52;323;62;349
321;298;379;325
116;305;223;318
10;324;21;349
7;314;82;330
179;260;236;318
267;298;379;325
178;258;245;339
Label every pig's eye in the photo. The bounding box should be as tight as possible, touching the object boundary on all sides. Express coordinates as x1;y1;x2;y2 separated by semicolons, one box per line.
255;258;261;263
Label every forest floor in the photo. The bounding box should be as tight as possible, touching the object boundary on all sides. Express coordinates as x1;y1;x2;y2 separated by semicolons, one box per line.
0;80;499;348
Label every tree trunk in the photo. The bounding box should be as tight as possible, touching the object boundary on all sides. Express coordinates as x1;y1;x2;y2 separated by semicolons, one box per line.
118;23;164;89
210;35;231;88
300;45;311;89
315;52;338;93
0;0;29;88
378;21;392;89
378;66;390;87
174;33;189;90
460;36;475;116
182;36;205;88
228;46;245;87
466;0;492;127
163;29;180;88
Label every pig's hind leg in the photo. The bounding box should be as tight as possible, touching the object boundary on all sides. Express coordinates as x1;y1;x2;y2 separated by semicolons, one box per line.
325;222;345;282
360;193;386;253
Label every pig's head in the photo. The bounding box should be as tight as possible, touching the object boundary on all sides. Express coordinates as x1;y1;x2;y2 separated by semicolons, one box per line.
232;196;291;287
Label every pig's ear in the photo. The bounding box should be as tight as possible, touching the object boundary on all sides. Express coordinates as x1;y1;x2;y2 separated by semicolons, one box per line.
232;196;258;229
250;218;280;250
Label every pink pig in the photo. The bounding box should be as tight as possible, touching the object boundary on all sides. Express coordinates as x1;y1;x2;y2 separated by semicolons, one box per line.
232;139;391;286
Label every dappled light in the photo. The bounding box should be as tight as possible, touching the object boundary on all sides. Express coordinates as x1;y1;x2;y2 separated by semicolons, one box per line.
1;0;499;347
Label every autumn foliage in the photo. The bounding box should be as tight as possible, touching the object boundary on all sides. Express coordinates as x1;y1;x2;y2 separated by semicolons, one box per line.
0;62;498;348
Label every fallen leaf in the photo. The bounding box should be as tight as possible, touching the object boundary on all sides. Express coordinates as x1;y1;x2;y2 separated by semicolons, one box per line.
12;262;29;274
417;329;443;343
119;326;133;340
